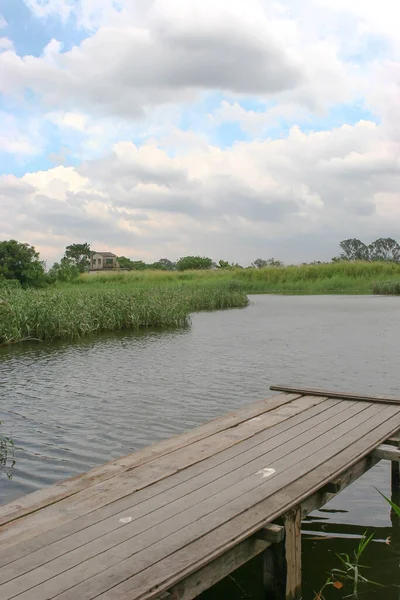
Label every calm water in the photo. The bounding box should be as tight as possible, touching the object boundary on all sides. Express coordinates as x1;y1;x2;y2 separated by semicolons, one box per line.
1;295;400;599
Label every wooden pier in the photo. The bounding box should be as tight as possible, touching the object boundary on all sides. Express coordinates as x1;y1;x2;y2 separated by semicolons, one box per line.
1;385;400;600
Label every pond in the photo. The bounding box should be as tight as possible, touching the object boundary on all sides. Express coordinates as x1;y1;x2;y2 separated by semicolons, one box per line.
1;294;400;598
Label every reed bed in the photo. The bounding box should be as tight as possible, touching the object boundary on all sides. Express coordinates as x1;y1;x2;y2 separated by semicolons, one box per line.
2;261;399;345
79;261;400;294
371;280;400;295
0;283;249;345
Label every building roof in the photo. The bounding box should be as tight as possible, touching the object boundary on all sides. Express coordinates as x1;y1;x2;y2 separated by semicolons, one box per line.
91;251;117;257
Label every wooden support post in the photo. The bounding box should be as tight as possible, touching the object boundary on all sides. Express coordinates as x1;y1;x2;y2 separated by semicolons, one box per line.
284;507;302;600
391;464;400;531
263;507;302;600
375;441;400;529
392;456;400;493
391;438;400;530
390;433;400;495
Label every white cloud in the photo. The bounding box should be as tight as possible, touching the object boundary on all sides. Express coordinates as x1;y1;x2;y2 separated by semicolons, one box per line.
0;112;43;158
46;111;89;132
22;0;76;22
2;2;309;119
2;0;399;266
1;119;399;265
211;101;307;135
0;37;13;51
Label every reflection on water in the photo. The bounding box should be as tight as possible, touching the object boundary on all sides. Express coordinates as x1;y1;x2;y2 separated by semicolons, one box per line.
1;294;400;597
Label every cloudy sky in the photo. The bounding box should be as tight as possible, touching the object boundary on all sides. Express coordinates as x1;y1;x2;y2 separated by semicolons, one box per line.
0;0;399;266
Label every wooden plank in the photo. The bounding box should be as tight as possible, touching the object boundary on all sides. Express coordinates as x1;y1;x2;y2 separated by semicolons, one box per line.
0;396;317;555
0;396;328;561
0;400;354;597
0;392;301;527
83;404;400;600
321;480;342;494
254;524;284;544
22;403;389;600
270;385;400;405
2;400;399;600
387;430;400;446
372;444;400;461
302;456;379;516
170;536;272;600
283;507;302;600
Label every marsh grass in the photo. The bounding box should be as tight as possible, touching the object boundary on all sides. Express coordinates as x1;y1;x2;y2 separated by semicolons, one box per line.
0;282;249;344
371;280;400;295
79;261;400;294
2;261;400;345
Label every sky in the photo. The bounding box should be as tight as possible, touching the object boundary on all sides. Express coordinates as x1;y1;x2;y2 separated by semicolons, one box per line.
0;0;399;266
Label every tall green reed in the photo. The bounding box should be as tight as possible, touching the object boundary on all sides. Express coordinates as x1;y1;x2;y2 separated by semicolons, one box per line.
0;282;248;344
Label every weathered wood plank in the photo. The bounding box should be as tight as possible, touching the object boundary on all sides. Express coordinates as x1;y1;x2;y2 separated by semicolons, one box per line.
0;395;316;555
372;444;400;461
254;524;284;544
301;455;380;517
0;392;301;527
284;507;302;600
387;430;400;446
270;385;400;405
0;400;355;597
1;396;400;600
23;403;391;600
0;396;328;563
168;536;272;600
85;404;400;600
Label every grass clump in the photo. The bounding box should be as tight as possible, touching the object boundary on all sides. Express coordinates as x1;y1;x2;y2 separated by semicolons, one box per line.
371;280;400;294
0;282;249;345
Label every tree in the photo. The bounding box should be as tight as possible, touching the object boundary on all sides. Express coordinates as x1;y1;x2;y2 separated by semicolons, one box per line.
64;243;91;273
252;258;268;269
176;256;213;271
158;258;176;270
48;258;79;282
369;238;400;262
339;239;370;261
0;240;46;287
217;260;231;269
265;258;284;267
217;260;243;269
117;256;135;270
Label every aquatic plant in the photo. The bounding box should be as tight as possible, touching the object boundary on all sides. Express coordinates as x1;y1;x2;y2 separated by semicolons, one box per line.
0;283;249;344
314;531;381;599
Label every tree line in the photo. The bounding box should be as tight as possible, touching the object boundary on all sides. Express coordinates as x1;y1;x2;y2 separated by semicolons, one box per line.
333;238;400;262
1;237;400;287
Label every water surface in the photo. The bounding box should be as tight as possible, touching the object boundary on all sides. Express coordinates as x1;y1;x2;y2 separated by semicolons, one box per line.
1;295;400;598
